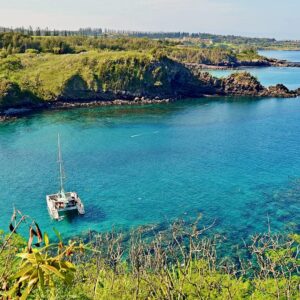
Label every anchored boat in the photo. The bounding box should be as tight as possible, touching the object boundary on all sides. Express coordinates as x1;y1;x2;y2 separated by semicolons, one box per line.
46;134;85;220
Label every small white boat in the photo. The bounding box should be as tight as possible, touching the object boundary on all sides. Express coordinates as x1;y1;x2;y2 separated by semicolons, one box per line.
46;134;85;220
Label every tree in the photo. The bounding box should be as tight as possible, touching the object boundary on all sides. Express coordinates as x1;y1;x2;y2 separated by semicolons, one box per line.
44;27;50;36
27;26;33;36
35;27;41;36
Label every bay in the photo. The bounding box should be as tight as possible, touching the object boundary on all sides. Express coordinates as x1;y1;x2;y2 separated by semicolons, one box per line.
0;97;299;241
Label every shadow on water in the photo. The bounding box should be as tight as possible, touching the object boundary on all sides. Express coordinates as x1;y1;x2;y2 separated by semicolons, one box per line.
60;204;106;224
60;210;84;223
83;204;106;223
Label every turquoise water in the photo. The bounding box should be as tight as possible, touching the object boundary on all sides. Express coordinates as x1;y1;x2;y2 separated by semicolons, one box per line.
258;50;300;62
207;50;300;90
0;98;300;241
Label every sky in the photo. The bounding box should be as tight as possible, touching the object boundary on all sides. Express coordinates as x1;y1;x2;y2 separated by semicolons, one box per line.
0;0;299;40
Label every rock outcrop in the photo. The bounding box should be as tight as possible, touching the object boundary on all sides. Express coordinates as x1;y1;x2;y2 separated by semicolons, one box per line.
267;58;300;68
188;65;299;98
295;88;300;96
222;74;297;98
262;84;296;98
221;72;265;96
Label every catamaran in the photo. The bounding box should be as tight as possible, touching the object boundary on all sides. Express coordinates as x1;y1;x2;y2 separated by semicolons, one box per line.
46;134;85;220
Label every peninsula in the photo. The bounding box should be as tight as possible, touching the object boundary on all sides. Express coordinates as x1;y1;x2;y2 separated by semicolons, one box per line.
0;31;300;117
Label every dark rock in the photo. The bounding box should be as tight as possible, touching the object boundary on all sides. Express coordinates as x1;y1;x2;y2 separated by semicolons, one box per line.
221;72;265;96
238;59;271;67
267;58;300;67
294;88;300;96
262;84;297;98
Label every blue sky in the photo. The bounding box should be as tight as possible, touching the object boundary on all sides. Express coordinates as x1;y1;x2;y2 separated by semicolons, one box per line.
0;0;299;39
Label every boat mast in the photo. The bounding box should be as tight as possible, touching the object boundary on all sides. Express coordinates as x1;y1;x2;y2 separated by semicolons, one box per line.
57;133;65;194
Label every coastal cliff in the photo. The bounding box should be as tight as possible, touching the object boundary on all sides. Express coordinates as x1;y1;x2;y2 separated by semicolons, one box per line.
0;52;298;115
0;52;207;108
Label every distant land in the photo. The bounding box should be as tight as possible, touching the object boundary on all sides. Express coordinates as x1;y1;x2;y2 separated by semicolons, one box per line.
0;28;300;118
1;26;300;50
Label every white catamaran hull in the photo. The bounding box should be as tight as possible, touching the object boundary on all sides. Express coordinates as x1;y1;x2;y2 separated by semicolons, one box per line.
46;134;85;220
46;193;85;220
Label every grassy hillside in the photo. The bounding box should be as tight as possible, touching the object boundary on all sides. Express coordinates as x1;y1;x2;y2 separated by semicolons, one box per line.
0;51;207;108
0;32;267;65
0;33;297;110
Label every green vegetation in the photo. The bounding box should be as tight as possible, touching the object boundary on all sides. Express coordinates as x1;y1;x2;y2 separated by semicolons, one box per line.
0;32;178;55
161;47;263;65
0;50;204;107
0;32;298;110
0;32;272;109
1;211;299;299
160;47;238;65
0;32;264;64
2;27;300;50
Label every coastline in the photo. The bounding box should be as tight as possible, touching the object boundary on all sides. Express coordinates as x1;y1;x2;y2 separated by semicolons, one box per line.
0;98;174;120
185;59;300;70
1;52;300;121
1;93;299;121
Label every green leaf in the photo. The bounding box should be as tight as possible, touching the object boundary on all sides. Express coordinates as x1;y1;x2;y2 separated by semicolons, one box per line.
6;283;20;297
33;251;43;263
16;252;35;260
18;275;31;283
11;264;33;280
44;232;50;246
20;285;33;300
28;277;38;288
53;227;62;242
40;264;65;279
60;260;76;271
289;234;300;244
38;267;45;291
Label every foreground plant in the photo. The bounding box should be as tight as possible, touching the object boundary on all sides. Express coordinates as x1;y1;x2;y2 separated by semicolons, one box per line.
0;209;83;299
0;210;299;299
64;217;300;299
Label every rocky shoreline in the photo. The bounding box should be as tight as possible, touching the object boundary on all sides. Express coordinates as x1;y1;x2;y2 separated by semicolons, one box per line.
0;98;174;120
1;57;300;121
1;88;299;121
185;58;300;70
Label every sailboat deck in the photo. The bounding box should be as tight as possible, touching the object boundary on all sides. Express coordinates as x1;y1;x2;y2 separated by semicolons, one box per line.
48;192;77;201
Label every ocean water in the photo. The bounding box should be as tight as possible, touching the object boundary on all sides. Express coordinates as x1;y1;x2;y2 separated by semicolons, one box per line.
207;50;300;90
258;50;300;63
0;97;300;242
